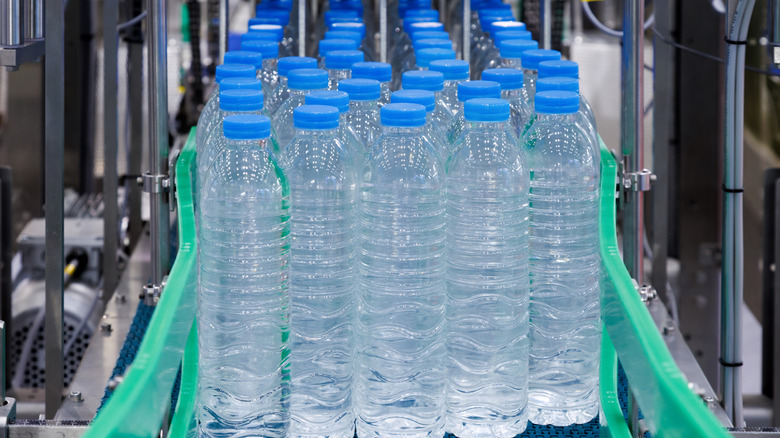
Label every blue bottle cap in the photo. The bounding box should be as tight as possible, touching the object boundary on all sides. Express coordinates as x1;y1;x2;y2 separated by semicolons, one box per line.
248;16;286;27
408;21;445;36
403;16;439;34
338;78;381;101
464;98;510;122
325;30;362;46
318;38;359;57
223;50;263;70
404;9;440;20
305;90;350;113
494;30;533;45
380;103;427;127
324;10;360;25
411;30;450;41
287;68;329;90
293;105;340;130
490;21;527;32
220;89;264;112
219;77;263;91
391;89;435;112
215;64;257;82
241;31;279;45
482;16;515;34
481;68;524;90
428;59;469;80
324;50;364;70
479;7;513;18
536;77;579;94
224;114;272;140
248;24;284;41
402;70;444;92
250;9;290;26
240;40;280;59
498;39;538;59
325;15;362;27
257;0;292;11
415;48;456;68
330;22;366;38
521;49;561;70
457;80;501;102
413;38;452;52
351;62;392;82
277;56;318;77
535;90;579;114
538;60;579;79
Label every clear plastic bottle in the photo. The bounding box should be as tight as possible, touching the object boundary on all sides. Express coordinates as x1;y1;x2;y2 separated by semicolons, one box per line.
523;90;600;426
413;38;453;53
402;70;454;131
197;114;291;438
390;89;447;159
196;64;257;152
241;40;281;95
304;90;365;170
272;68;329;152
519;49;560;103
280;105;358;438
497;39;538;70
224;50;264;78
268;56;319;115
537;60;598;134
412;47;456;72
482;68;532;139
445;80;501;147
428;59;469;119
338;78;383;150
351;62;393;105
317;38;359;67
484;30;532;71
357;103;447;438
445;98;529;438
324;49;364;90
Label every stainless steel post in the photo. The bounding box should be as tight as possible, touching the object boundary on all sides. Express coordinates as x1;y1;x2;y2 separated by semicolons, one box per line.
621;0;644;284
0;168;11;390
380;0;387;63
103;0;119;303
23;0;41;40
0;321;5;404
44;0;64;419
0;0;23;46
298;0;305;56
541;0;552;49
218;0;227;64
146;0;170;289
463;0;470;64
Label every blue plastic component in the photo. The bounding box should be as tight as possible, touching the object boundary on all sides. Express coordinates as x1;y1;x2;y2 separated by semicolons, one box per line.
536;77;579;94
240;40;280;59
224;114;272;139
330;22;366;38
494;30;533;45
464;98;510;122
247;23;284;41
277;57;318;77
521;49;562;70
325;50;364;70
223;51;263;70
326;30;362;47
220;89;264;112
481;68;524;90
457;80;501;102
288;68;329;90
380;103;427;127
318;38;359;56
338;78;381;101
351;62;392;83
219;77;263;92
293;105;340;130
391;89;436;112
535;90;579;114
413;38;453;51
415;48;456;68
498;39;539;59
402;70;445;92
411;30;450;41
538;60;580;79
428;59;469;81
305;90;350;113
215;64;256;82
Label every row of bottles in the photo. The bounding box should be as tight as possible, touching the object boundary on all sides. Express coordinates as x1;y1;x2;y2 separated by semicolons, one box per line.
195;1;601;437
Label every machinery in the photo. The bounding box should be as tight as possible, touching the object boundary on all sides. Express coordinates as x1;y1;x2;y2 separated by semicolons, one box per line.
0;0;775;436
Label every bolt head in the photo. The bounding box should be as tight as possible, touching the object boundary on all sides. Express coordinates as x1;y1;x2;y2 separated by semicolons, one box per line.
68;391;83;403
100;322;112;333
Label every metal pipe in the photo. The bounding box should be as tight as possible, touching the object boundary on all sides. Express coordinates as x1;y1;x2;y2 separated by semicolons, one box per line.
218;0;227;64
298;0;305;56
23;0;41;40
44;0;64;419
146;0;170;288
0;167;12;390
621;0;644;284
541;0;552;49
104;0;119;303
380;0;387;63
463;0;470;64
0;0;23;46
721;0;755;427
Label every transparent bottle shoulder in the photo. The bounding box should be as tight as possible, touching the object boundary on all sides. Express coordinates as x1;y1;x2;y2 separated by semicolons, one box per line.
365;128;445;185
200;141;288;198
522;119;600;176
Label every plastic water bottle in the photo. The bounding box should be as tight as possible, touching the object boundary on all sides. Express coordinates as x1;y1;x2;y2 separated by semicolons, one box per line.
402;70;454;131
305;90;366;170
241;40;281;95
280;105;358;438
490;20;527;33
338;78;382;149
445;80;501;147
411;30;450;41
357;103;447;438
428;59;469;119
390;89;447;159
331;22;377;62
272;68;329;151
482;68;532;138
389;20;440;89
523;90;600;426
324;49;364;90
317;39;359;67
224;50;264;78
196;64;257;152
498;39;538;71
485;30;532;71
537;60;598;136
351;62;393;105
535;77;599;164
519;49;560;102
247;23;284;44
198;114;290;438
267;56;319;115
326;30;363;48
445;98;529;438
413;47;456;71
413;38;453;53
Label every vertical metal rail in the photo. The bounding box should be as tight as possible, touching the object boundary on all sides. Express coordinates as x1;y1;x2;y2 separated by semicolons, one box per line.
103;0;119;303
125;0;144;251
0;168;11;390
0;0;23;46
44;0;65;419
298;0;305;56
218;0;227;64
540;0;551;49
146;0;170;293
23;0;42;40
380;0;387;63
463;0;470;64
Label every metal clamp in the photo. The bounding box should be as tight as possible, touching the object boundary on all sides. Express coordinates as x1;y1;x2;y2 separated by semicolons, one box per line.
140;172;170;194
141;275;167;306
637;283;657;304
0;397;17;438
622;169;656;192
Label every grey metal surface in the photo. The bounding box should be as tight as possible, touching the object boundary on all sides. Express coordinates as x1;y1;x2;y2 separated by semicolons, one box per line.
23;0;41;41
0;40;42;69
380;0;387;63
0;0;23;47
462;0;470;64
127;42;144;251
540;0;551;49
0;168;12;389
55;235;147;421
102;0;119;305
730;428;780;437
8;420;87;438
298;0;305;57
775;181;780;425
218;0;227;64
0;397;17;437
43;0;64;420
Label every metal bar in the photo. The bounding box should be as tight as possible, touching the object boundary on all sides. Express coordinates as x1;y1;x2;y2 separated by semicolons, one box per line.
0;0;23;46
103;0;119;303
621;0;644;283
541;0;551;49
463;0;470;64
773;178;780;425
44;0;65;419
146;0;170;287
218;0;227;64
0;167;12;390
380;0;387;63
23;0;40;40
298;0;305;56
127;42;143;251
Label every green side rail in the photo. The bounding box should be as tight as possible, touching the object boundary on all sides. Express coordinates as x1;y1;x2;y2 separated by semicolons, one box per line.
83;128;199;438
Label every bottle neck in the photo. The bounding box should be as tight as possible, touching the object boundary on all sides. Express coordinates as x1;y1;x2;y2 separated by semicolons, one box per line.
536;112;577;123
382;125;426;136
349;100;378;111
277;76;288;88
262;58;278;72
226;137;270;150
327;68;351;81
502;89;523;100
289;87;324;96
294;127;339;138
501;57;522;69
465;120;510;130
219;108;262;118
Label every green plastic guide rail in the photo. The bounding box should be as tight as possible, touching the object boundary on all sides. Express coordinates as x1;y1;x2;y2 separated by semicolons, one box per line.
85;131;730;437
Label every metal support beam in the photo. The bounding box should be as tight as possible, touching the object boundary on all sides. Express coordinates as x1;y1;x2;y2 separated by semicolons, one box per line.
146;0;170;290
298;0;305;56
380;0;387;63
103;0;119;303
540;0;551;49
0;168;12;390
463;0;470;64
218;0;227;64
23;0;42;40
0;0;24;47
44;0;65;420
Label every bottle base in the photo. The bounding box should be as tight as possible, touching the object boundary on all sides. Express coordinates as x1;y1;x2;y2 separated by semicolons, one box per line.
527;404;599;426
356;422;445;438
445;418;528;438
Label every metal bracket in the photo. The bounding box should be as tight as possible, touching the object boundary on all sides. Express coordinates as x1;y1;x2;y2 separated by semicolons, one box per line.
141;172;170;194
623;169;656;192
141;275;167;306
637;283;658;304
0;40;44;71
0;397;17;438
